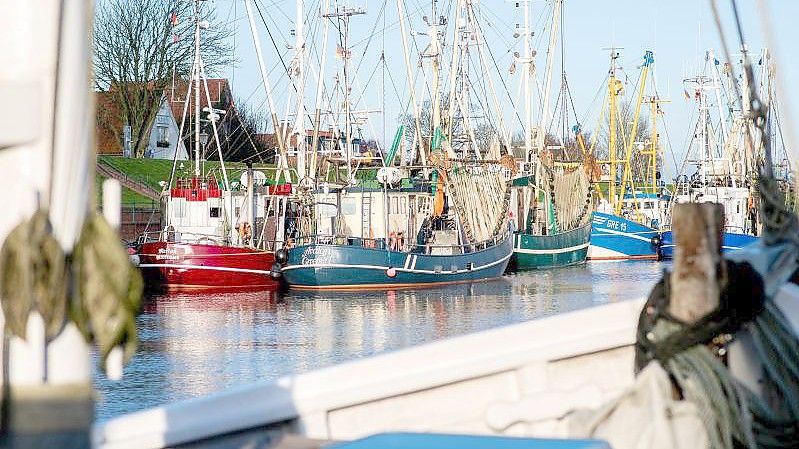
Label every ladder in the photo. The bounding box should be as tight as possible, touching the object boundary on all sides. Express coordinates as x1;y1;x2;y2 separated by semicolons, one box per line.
361;193;372;238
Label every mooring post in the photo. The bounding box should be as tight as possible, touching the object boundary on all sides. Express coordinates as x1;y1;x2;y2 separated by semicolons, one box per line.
669;203;725;323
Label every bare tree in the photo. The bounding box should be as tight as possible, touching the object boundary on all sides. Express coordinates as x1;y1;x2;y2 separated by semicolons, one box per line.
594;99;654;182
399;95;501;162
211;95;274;163
94;0;233;157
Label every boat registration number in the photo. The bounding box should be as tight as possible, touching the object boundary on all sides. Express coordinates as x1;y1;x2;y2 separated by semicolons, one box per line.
605;220;628;232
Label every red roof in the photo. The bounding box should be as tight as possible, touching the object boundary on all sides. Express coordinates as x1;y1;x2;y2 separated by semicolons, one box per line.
166;78;232;124
96;91;124;155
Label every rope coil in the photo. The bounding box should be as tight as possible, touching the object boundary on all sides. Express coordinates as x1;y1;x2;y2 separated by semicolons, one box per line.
634;261;799;449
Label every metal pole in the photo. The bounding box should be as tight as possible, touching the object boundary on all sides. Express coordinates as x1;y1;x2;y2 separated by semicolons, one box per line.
194;0;201;177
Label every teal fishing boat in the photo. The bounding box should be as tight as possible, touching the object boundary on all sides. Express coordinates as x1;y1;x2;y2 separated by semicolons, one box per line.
508;166;592;271
506;0;592;272
277;0;516;290
511;224;591;269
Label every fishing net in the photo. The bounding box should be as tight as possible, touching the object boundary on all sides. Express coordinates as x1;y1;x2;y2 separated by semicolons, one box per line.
446;167;509;244
548;165;592;231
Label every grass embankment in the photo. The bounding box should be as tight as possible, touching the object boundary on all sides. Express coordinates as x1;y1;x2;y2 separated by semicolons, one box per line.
96;156;280;206
95;176;154;206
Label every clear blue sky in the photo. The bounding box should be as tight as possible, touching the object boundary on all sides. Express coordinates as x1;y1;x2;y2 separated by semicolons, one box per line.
206;0;798;179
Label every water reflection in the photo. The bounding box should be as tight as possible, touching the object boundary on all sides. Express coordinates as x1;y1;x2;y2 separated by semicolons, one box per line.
95;261;664;420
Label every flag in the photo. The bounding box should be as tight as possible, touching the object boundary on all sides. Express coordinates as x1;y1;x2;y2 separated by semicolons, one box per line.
173;33;179;43
170;12;178;26
684;90;690;100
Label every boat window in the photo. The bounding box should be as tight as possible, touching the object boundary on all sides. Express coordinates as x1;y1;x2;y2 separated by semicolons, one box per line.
390;197;399;214
318;203;337;218
342;198;357;215
210;207;220;218
235;207;240;218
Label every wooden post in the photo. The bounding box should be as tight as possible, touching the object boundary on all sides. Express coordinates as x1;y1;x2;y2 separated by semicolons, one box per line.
669;203;726;323
0;0;94;445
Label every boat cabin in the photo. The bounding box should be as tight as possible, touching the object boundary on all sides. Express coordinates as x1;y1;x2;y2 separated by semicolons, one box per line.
158;176;293;249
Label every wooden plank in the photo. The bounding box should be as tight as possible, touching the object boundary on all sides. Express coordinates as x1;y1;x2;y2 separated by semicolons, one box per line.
669;203;724;323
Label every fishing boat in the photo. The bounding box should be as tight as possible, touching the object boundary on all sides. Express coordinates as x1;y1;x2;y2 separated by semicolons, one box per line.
276;0;514;289
94;2;799;449
658;49;778;259
587;50;667;261
137;2;287;291
507;0;592;271
509;166;592;269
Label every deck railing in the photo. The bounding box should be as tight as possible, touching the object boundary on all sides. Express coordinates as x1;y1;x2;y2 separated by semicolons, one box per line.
292;230;510;255
137;230;282;251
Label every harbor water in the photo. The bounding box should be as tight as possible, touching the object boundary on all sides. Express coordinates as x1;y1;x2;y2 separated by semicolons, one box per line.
94;261;665;420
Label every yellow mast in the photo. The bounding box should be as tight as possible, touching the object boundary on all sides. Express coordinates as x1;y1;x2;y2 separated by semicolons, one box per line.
608;55;618;206
641;96;669;193
649;98;658;193
614;50;654;216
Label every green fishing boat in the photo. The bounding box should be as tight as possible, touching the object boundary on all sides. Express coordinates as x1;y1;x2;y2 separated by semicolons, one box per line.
505;0;592;271
508;167;592;271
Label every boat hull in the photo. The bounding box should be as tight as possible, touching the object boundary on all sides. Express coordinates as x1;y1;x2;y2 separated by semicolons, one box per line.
510;222;591;270
588;212;659;261
137;241;279;291
658;230;759;259
281;233;514;290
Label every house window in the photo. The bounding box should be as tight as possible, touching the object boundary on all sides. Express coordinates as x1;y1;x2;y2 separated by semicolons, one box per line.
157;115;170;125
156;125;170;147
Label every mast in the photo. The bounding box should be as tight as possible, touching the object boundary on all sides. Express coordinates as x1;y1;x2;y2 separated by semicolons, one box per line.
608;49;619;206
243;0;290;182
396;0;427;169
193;0;201;176
536;0;562;153
615;50;652;216
310;0;332;184
644;95;669;194
325;6;364;184
430;0;441;135
293;0;307;180
522;0;532;163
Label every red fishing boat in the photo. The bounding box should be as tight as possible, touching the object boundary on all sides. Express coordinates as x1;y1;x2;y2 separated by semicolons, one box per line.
137;240;278;291
136;177;288;291
135;10;292;291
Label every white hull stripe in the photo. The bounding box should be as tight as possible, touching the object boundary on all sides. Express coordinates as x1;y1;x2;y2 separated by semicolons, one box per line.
592;227;656;243
514;242;589;255
661;244;745;251
139;263;273;275
403;255;411;269
281;252;512;275
138;251;269;258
